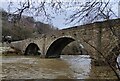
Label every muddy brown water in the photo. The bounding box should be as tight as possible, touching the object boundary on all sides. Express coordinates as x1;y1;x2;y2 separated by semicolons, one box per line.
1;55;120;79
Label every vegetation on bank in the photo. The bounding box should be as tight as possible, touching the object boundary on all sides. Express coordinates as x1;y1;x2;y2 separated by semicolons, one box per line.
1;9;58;41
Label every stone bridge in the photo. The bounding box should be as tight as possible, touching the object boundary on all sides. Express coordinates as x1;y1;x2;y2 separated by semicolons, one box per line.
10;19;120;66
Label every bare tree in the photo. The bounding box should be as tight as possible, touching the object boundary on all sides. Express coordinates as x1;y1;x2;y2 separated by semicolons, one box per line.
7;0;64;24
6;0;120;79
62;0;120;79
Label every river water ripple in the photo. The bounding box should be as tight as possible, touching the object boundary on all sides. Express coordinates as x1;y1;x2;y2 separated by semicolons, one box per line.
1;55;120;79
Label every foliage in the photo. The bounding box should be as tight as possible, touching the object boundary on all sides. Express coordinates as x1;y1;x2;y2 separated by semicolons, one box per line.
1;10;57;41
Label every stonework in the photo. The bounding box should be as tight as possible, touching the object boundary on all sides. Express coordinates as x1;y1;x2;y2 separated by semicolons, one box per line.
10;18;120;66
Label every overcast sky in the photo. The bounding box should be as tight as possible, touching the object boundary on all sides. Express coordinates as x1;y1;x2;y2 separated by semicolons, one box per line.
0;0;119;29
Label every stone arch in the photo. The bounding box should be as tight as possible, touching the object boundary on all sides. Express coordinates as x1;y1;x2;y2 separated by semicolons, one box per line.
45;36;75;58
24;43;41;55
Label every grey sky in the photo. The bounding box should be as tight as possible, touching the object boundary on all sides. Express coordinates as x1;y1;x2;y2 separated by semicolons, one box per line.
0;0;119;29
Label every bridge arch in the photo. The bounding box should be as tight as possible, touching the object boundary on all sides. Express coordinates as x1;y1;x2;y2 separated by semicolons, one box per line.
24;43;41;55
45;36;75;58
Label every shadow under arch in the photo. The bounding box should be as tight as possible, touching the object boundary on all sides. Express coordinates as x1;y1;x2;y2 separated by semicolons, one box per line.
46;37;75;58
24;43;41;55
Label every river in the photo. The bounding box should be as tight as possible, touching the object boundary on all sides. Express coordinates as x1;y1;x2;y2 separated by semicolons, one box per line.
1;55;120;79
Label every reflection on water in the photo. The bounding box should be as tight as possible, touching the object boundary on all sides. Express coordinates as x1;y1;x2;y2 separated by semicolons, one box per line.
1;55;119;79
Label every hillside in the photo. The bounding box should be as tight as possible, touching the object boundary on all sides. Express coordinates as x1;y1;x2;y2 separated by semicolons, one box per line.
1;9;58;41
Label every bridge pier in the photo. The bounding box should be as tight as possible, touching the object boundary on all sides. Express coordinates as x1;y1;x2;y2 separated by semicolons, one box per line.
40;54;46;58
